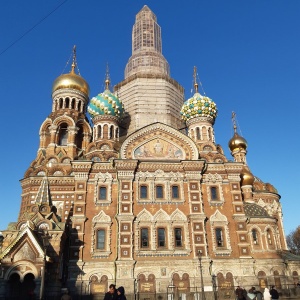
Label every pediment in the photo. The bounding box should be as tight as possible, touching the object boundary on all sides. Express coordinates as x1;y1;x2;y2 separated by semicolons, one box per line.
14;241;36;262
0;225;45;261
120;123;199;160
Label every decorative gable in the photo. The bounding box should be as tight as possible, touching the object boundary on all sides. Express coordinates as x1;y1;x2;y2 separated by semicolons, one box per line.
120;123;199;160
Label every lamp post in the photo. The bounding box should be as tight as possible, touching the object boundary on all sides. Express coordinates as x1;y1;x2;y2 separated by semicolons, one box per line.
39;232;50;300
212;274;217;300
198;250;206;300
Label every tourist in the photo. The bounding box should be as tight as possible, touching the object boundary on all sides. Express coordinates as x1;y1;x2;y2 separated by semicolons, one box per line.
104;284;117;300
270;286;279;300
247;287;256;300
117;286;127;300
263;287;271;300
236;286;246;300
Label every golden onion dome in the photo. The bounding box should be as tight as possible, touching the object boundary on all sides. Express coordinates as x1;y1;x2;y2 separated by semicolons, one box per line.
228;132;247;152
52;46;89;96
52;69;89;95
241;168;255;186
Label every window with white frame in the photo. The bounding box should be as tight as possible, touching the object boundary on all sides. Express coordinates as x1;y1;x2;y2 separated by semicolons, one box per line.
97;229;105;249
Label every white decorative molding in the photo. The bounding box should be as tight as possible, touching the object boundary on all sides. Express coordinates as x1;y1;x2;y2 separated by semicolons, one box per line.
91;210;112;258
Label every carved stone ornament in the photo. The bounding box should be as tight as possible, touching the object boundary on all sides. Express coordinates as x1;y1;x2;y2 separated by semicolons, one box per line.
14;242;36;262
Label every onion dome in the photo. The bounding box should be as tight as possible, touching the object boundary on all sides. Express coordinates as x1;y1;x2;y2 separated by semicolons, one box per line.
88;78;125;119
241;167;255;186
228;132;247;151
52;46;89;95
228;113;247;151
180;71;217;123
265;183;278;193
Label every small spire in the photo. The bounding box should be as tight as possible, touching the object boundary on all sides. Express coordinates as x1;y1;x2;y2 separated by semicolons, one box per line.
71;45;76;74
231;111;237;133
193;66;199;93
105;63;110;90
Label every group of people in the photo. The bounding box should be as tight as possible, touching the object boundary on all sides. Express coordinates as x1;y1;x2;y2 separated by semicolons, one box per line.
236;285;279;300
104;284;127;300
60;284;126;300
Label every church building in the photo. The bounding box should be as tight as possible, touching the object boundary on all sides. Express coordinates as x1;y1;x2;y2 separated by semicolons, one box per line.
0;5;299;299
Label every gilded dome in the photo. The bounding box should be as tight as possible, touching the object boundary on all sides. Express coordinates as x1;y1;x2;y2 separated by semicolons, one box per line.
241;168;255;186
52;46;89;95
180;92;217;123
88;80;124;119
52;70;89;95
228;132;247;152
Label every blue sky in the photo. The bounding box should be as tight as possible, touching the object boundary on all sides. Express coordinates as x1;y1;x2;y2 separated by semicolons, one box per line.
0;0;299;234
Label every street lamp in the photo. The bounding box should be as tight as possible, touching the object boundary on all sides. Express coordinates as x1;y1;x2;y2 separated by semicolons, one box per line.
39;231;50;300
198;250;206;300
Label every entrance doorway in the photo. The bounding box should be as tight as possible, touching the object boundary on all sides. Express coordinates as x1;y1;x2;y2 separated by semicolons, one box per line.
7;272;36;299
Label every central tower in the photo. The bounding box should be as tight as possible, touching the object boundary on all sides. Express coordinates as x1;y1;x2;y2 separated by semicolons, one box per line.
115;5;185;135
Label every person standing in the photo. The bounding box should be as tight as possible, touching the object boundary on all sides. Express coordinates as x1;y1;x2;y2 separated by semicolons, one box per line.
117;286;127;300
263;288;271;300
236;286;246;300
104;284;117;300
270;286;279;300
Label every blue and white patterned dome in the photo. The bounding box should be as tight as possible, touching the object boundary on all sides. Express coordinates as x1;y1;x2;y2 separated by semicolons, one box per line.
88;80;124;119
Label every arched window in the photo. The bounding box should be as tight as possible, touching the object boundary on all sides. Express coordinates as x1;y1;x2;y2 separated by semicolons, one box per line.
65;97;70;108
59;98;63;109
45;125;51;147
266;229;273;245
208;127;212;140
196;127;201;140
110;126;114;139
252;229;258;244
103;124;108;139
273;270;282;289
71;98;75;109
58;124;68;146
75;126;84;149
97;125;102;138
78;101;82;112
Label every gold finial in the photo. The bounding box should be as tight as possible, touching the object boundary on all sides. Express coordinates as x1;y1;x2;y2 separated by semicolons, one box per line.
232;111;237;133
105;63;110;90
193;66;199;93
71;45;76;74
